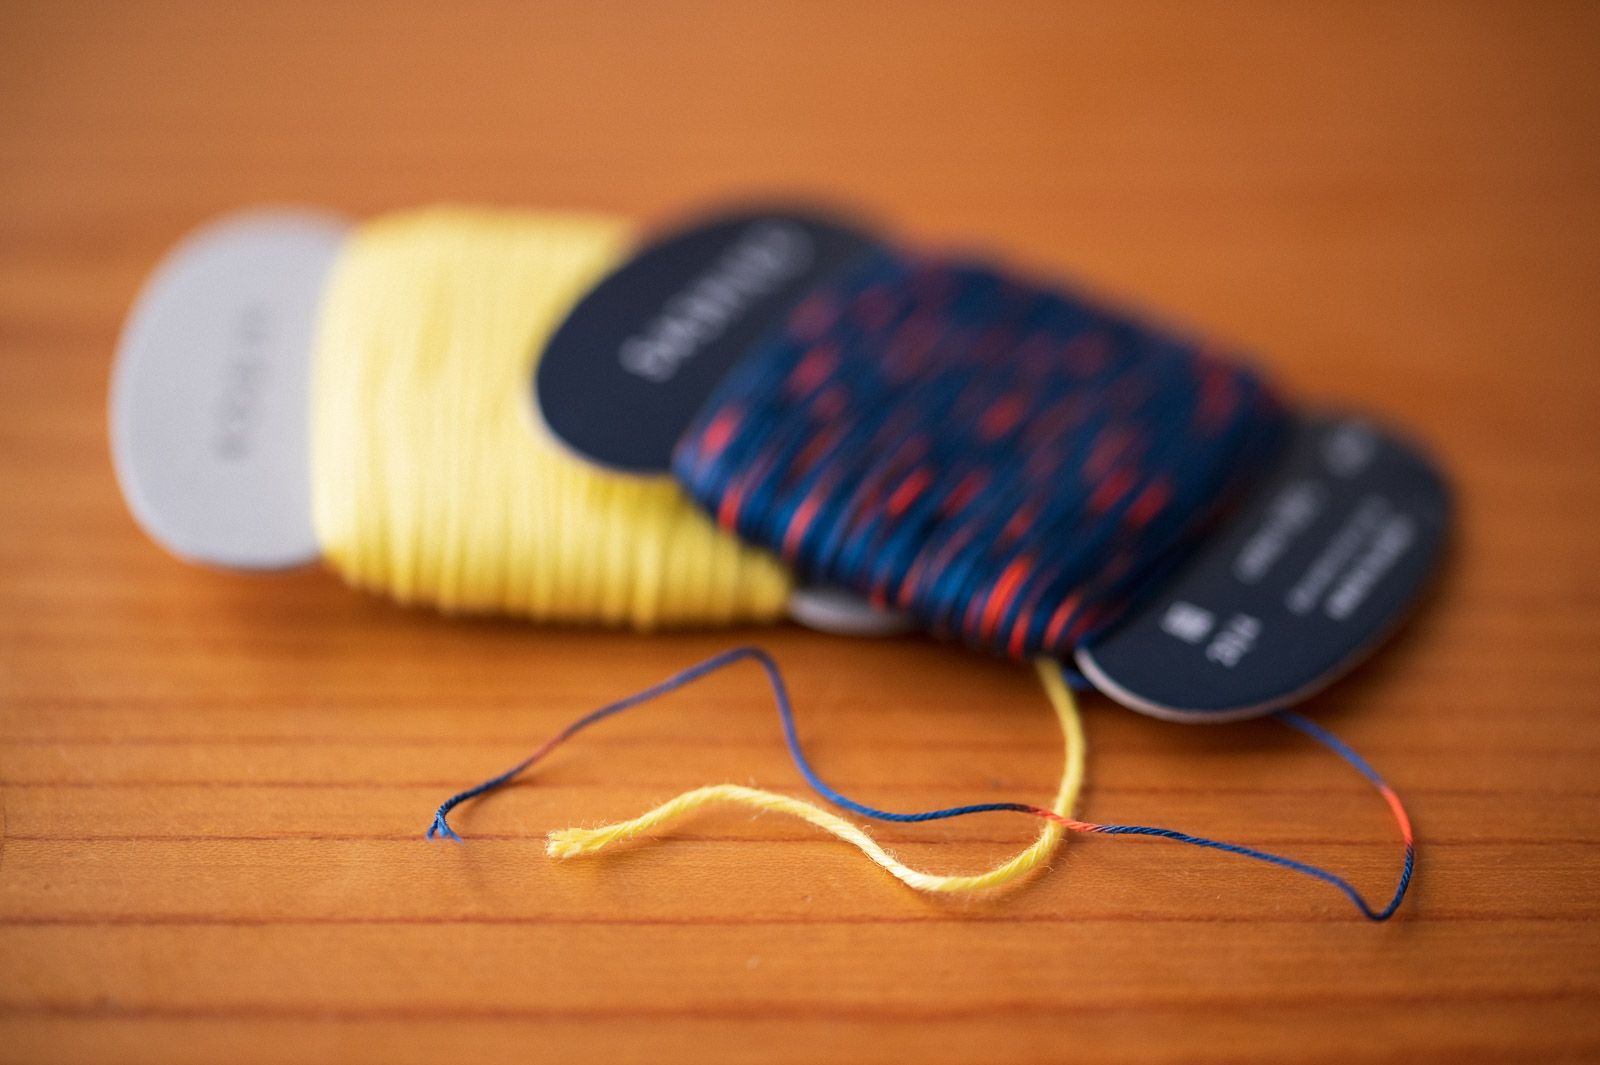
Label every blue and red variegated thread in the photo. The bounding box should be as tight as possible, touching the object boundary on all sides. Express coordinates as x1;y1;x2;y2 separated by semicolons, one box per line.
674;249;1288;660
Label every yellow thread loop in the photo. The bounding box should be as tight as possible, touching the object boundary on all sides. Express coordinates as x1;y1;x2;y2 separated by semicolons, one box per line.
309;207;792;627
548;660;1085;894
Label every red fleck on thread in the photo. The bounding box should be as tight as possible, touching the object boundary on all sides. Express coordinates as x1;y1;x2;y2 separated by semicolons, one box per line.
979;554;1035;640
698;407;743;462
1087;467;1136;514
786;345;839;397
782;497;822;558
978;393;1028;440
789;426;842;477
1001;502;1041;544
1042;594;1083;648
1007;611;1036;659
942;470;989;516
886;467;934;517
1083;427;1131;480
1125;479;1173;527
716;479;747;531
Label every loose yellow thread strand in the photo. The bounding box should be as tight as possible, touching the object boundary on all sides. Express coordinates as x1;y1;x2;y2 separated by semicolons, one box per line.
547;659;1085;894
309;207;793;628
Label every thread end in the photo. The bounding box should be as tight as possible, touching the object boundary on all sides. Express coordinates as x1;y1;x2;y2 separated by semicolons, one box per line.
546;829;596;858
427;811;464;842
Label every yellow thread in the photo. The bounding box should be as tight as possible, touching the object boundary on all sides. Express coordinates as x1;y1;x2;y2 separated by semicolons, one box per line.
309;207;793;627
547;659;1085;894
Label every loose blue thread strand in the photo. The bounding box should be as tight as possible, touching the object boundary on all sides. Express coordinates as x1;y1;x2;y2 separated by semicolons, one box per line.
427;647;1414;921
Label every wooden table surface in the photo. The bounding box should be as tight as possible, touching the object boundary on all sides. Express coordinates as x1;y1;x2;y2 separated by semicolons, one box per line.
4;3;1599;1062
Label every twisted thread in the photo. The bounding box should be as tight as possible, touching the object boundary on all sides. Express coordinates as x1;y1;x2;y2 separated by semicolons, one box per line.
430;647;1414;918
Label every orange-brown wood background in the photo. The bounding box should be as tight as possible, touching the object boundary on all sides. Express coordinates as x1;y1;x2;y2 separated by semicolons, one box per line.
4;3;1599;1062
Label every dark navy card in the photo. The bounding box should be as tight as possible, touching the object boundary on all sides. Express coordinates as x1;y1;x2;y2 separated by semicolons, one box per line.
536;208;883;474
1077;412;1452;720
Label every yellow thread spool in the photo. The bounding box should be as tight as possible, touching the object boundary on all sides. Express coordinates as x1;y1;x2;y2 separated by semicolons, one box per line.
309;207;793;627
116;205;1082;895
